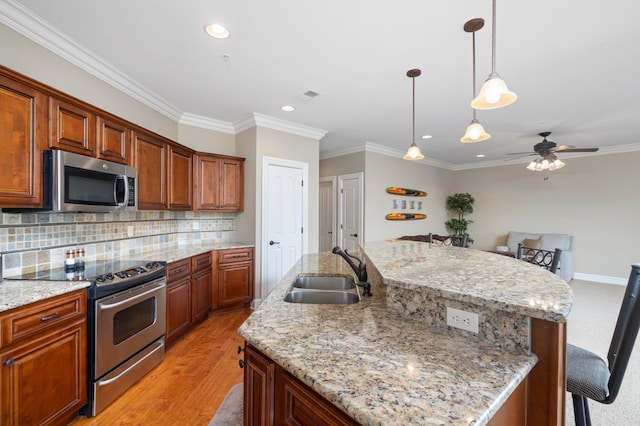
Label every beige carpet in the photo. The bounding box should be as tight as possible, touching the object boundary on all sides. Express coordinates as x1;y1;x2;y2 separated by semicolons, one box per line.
565;279;640;425
209;383;243;426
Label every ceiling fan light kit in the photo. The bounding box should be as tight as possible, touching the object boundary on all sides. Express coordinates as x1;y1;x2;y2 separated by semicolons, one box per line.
471;0;517;110
508;132;599;171
403;69;425;160
461;18;491;143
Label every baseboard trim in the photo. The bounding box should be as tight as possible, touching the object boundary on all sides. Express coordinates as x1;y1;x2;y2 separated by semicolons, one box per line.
573;272;627;286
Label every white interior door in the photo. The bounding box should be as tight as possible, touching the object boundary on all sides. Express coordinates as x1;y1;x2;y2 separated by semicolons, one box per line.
319;177;336;252
338;173;363;252
263;158;307;298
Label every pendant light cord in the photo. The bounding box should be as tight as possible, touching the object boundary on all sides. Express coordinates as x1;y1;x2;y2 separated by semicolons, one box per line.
412;76;416;145
491;0;497;72
472;30;477;121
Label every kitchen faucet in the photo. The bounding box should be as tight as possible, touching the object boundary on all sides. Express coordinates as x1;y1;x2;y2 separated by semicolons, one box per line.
331;247;372;296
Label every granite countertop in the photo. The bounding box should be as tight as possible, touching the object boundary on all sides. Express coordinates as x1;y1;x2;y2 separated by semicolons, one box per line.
0;241;254;313
365;240;573;323
238;247;553;426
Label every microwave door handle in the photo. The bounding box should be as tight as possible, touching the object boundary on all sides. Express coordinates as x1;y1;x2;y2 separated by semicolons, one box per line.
115;175;128;207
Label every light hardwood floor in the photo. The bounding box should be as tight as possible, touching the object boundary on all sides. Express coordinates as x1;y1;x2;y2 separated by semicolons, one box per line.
72;309;252;426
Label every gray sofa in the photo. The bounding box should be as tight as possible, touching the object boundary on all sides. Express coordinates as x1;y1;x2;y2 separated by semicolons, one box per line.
506;231;574;282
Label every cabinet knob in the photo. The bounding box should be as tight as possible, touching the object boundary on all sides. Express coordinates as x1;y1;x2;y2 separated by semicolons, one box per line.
89;147;94;152
4;359;14;366
238;359;246;369
237;346;245;354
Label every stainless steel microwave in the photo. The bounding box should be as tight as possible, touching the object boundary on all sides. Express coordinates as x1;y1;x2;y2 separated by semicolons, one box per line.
41;149;137;212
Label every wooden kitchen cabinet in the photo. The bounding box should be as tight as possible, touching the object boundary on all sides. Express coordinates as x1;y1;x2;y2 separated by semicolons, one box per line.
0;71;47;208
133;130;167;210
243;344;358;426
191;252;212;324
0;290;87;426
49;96;95;156
165;259;192;346
193;153;245;212
217;248;254;310
167;143;193;210
96;115;130;164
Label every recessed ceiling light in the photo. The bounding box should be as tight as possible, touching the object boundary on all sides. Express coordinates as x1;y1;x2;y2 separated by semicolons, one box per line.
421;135;432;139
205;23;230;39
281;105;295;112
476;154;486;158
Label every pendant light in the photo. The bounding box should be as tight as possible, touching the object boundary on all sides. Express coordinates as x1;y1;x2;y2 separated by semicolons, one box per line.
471;0;517;110
403;69;425;160
461;18;491;143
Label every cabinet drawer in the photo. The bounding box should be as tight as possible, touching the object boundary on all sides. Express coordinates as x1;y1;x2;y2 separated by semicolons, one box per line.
0;290;86;349
219;248;253;264
192;252;212;272
166;259;191;282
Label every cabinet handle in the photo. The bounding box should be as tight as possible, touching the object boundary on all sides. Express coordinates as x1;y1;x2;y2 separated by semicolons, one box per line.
237;346;245;354
4;359;14;366
40;312;60;322
174;268;184;274
238;359;246;368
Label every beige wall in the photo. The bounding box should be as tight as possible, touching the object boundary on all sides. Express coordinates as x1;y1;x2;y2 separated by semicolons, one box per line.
364;152;455;242
177;124;236;155
0;23;178;140
451;152;640;279
320;152;365;176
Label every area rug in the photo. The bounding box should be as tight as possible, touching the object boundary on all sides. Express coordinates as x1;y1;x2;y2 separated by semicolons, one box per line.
209;383;243;426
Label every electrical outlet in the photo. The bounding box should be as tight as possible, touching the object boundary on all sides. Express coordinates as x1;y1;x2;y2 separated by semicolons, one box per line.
446;307;479;333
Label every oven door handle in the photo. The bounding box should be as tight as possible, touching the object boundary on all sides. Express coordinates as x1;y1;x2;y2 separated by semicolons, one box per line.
98;283;164;310
97;339;164;386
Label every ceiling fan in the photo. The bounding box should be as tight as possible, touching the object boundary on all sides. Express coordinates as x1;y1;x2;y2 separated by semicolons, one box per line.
507;132;600;171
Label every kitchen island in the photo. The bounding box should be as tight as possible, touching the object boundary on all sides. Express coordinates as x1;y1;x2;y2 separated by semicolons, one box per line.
238;240;573;425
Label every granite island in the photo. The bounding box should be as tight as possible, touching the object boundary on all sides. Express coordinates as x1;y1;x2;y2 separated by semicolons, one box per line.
238;240;573;425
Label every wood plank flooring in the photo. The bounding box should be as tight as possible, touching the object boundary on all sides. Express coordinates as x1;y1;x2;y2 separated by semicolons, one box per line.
71;309;252;426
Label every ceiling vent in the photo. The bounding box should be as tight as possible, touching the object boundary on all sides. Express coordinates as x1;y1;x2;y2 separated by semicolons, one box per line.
296;90;320;102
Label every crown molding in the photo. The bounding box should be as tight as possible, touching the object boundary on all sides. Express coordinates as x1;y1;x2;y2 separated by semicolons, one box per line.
179;113;235;134
234;113;328;140
321;142;454;170
0;0;183;121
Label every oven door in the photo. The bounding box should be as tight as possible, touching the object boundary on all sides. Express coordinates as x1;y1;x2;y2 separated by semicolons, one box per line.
94;277;166;379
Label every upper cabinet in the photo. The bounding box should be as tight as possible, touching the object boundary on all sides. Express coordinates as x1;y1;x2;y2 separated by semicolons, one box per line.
0;72;47;208
50;96;130;164
194;153;244;212
133;130;167;210
167;143;193;210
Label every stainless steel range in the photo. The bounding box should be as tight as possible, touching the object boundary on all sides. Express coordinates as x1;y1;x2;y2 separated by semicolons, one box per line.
9;260;167;416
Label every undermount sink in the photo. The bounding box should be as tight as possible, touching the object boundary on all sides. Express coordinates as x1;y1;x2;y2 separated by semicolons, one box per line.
284;290;360;304
293;275;356;290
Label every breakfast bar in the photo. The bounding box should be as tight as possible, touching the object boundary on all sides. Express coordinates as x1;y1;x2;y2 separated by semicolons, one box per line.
238;240;573;425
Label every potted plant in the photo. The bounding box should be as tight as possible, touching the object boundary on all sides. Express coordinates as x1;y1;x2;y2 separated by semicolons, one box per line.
445;192;475;246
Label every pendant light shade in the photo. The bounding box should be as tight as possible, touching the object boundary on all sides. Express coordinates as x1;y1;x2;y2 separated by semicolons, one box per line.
461;18;491;143
461;119;491;143
471;0;517;110
403;69;424;160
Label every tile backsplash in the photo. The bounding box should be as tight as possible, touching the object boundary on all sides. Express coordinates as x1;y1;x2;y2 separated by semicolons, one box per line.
0;210;237;278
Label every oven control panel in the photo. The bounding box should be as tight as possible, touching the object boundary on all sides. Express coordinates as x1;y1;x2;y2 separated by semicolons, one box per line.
95;261;164;283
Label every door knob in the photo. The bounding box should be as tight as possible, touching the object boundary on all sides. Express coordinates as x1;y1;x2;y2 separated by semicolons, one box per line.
350;233;358;237
269;240;280;245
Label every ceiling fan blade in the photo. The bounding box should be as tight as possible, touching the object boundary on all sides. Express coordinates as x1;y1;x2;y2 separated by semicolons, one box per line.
556;147;600;153
506;152;535;155
549;145;575;152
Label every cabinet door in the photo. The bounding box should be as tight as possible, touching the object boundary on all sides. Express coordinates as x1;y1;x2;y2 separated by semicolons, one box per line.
193;154;221;210
219;157;244;212
49;96;96;156
245;345;275;426
0;74;46;208
133;130;166;210
166;276;192;346
192;269;212;324
97;116;130;164
167;144;193;210
0;320;86;426
219;261;254;307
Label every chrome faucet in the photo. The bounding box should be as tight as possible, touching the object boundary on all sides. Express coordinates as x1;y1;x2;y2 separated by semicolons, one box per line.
331;247;372;296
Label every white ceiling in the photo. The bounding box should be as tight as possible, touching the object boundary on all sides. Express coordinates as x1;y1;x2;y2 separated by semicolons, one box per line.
3;0;640;168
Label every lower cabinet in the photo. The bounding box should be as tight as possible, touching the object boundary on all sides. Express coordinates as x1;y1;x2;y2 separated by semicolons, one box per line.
166;252;213;346
243;344;359;426
214;248;254;313
0;290;87;426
